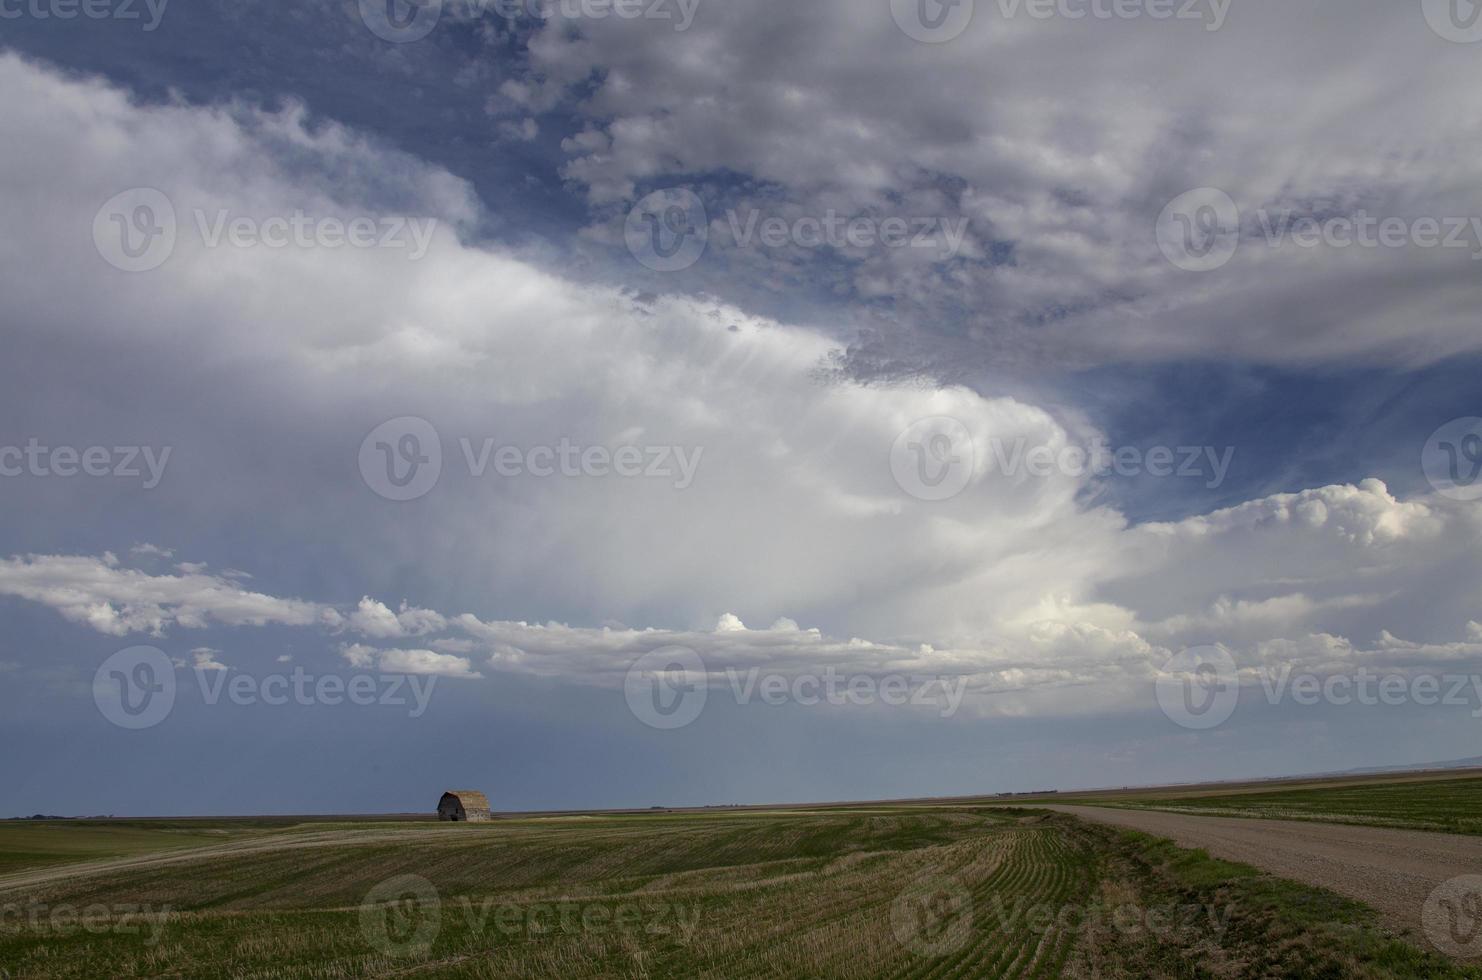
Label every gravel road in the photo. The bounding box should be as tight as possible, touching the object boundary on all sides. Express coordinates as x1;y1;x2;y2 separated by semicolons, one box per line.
1049;804;1482;946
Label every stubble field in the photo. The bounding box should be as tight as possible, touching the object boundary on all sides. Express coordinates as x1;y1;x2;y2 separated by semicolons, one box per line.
0;803;1471;978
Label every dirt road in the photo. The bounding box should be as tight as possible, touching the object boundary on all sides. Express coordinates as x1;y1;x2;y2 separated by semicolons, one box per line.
1049;804;1482;941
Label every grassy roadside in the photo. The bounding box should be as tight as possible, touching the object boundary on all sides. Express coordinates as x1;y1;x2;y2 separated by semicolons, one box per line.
1063;824;1480;978
1038;772;1482;836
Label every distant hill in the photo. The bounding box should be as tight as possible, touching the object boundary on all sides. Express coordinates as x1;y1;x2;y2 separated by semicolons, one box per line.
1329;756;1482;777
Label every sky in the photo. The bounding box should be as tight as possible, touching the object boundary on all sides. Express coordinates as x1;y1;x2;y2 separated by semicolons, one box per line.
1;0;1481;816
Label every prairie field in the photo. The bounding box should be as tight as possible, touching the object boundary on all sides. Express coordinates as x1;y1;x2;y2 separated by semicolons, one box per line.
0;805;1470;979
1061;770;1482;835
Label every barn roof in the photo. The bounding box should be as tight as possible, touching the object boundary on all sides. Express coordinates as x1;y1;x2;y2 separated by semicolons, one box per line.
443;789;491;810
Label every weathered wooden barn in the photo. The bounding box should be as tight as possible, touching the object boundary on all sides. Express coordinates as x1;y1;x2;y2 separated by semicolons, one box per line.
437;790;492;822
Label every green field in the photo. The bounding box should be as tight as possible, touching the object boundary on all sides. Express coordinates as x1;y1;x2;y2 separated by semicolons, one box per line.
0;806;1469;979
1073;772;1482;835
0;820;286;876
